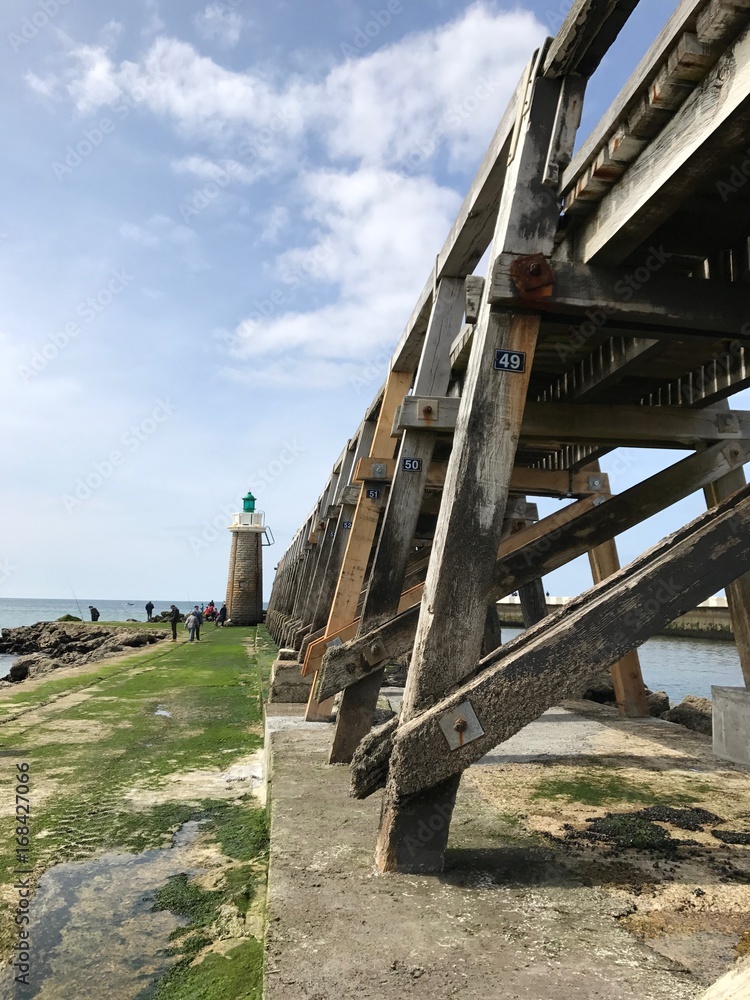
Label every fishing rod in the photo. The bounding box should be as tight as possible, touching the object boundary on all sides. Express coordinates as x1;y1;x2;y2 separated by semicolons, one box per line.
65;578;84;619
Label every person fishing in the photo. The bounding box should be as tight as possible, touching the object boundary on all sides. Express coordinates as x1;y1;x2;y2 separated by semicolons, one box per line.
88;606;100;622
145;601;154;622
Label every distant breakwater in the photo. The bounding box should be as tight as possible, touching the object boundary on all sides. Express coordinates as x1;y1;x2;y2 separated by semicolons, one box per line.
496;600;734;641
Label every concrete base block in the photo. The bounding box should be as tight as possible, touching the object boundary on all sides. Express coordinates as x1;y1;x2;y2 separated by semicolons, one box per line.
278;648;298;661
712;686;750;767
269;659;313;704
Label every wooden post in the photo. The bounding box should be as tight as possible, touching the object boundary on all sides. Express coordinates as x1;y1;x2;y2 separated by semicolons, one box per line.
304;370;412;721
328;277;467;762
585;461;650;717
375;64;573;873
704;405;750;686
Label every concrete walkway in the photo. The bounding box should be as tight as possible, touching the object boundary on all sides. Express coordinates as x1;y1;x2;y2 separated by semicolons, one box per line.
263;705;704;1000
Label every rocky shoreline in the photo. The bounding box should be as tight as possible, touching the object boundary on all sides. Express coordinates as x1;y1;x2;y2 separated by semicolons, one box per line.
0;621;168;684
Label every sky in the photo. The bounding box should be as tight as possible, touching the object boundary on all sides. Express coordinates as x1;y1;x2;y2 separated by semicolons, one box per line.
1;0;741;603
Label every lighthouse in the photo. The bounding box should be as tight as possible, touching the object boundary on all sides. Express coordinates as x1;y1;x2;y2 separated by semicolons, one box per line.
225;491;273;625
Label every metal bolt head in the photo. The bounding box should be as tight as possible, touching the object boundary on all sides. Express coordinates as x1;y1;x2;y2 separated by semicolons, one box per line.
453;717;468;734
528;262;542;276
423;405;433;415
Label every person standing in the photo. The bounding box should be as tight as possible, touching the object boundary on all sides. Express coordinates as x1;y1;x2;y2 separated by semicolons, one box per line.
88;606;100;622
191;605;203;641
168;604;181;642
216;604;227;627
185;611;198;642
145;601;154;622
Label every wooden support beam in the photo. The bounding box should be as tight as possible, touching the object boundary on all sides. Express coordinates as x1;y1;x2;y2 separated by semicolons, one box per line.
304;369;412;720
375;66;571;873
704;404;750;687
490;254;750;337
354;483;750;803
584;460;649;717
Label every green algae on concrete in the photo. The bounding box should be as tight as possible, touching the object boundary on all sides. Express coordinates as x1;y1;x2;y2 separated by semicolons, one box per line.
0;624;278;999
531;768;706;808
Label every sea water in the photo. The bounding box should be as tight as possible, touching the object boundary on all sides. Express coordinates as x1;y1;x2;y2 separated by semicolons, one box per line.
0;599;743;704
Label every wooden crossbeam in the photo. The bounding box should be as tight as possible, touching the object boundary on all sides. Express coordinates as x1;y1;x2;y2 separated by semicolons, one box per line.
398;399;750;448
520;403;750;448
354;482;750;808
490;254;750;336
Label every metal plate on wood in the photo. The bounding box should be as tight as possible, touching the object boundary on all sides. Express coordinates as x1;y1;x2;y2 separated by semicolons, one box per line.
438;700;485;751
362;638;389;667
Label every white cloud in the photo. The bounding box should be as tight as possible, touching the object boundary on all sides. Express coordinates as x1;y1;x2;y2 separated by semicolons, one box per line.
45;2;545;387
195;3;246;49
25;72;59;98
261;206;290;244
223;169;461;386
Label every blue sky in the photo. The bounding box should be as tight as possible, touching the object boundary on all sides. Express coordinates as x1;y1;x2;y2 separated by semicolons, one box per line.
1;0;735;603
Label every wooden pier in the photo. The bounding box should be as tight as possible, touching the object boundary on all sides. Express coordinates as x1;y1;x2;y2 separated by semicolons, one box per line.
265;0;750;875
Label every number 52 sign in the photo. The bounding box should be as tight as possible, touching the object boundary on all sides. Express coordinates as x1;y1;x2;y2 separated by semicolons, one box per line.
494;350;526;373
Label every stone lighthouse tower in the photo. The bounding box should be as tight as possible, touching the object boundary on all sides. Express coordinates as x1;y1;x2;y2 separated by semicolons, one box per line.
225;492;271;625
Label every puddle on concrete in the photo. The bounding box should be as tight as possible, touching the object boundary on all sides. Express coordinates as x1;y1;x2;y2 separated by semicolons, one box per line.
1;821;205;1000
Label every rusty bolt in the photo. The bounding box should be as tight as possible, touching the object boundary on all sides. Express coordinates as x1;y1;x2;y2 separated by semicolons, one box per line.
528;261;542;276
453;717;468;734
370;644;380;657
423;405;433;415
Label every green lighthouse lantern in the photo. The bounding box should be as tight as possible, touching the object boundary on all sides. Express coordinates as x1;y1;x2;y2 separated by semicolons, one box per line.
242;491;257;513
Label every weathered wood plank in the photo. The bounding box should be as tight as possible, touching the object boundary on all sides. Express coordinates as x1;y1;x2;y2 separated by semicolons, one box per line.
574;22;750;264
543;0;641;79
356;482;750;801
561;0;714;196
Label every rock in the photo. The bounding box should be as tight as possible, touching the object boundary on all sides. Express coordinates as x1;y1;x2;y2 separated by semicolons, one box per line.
647;690;670;716
0;622;168;683
9;661;30;682
582;681;617;705
662;695;712;735
56;614;82;622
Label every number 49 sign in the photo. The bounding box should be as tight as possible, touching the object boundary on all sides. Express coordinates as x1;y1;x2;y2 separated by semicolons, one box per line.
494;350;526;373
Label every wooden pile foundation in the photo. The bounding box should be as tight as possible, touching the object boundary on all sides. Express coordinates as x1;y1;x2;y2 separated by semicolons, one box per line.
266;0;750;873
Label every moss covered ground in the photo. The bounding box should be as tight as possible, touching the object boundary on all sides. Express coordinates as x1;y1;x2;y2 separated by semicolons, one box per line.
0;622;277;997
